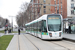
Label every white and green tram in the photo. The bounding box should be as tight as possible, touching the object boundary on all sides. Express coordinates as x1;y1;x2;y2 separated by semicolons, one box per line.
25;14;63;40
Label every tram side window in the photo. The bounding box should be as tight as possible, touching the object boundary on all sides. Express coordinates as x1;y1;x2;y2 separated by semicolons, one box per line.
42;20;47;32
33;23;34;31
35;22;38;32
32;23;34;32
27;25;28;31
31;24;33;31
27;26;28;31
31;24;32;31
30;24;32;31
38;21;42;32
28;25;30;31
29;24;31;31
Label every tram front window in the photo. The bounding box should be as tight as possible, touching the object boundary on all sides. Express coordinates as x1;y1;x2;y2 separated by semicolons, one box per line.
47;15;61;31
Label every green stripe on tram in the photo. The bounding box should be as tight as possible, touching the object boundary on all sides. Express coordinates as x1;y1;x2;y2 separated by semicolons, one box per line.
42;32;48;35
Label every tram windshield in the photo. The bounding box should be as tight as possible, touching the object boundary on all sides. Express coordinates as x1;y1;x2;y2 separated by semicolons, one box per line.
47;15;61;31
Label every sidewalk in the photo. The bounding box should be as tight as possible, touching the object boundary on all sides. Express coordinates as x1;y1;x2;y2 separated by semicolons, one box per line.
63;33;75;41
6;34;37;50
6;35;19;50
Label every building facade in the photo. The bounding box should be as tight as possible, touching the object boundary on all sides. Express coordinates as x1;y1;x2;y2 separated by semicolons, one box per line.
29;0;67;21
50;0;67;19
30;0;51;21
67;0;75;18
30;0;40;20
39;0;51;15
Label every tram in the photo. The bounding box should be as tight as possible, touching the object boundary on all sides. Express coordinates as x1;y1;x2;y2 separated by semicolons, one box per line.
25;14;63;40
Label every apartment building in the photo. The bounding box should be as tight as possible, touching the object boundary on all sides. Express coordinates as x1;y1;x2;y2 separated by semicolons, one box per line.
50;0;67;19
67;0;75;18
39;0;51;15
30;0;67;20
30;0;40;20
30;0;51;20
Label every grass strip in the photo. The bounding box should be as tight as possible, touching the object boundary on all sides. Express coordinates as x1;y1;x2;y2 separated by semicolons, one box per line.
0;35;13;50
0;30;5;33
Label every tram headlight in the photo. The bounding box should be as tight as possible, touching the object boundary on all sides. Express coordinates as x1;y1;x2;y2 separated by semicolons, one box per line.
49;33;52;37
59;33;61;37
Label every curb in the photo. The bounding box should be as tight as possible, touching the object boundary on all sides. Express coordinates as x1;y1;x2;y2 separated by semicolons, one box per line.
0;35;4;37
0;33;4;37
63;37;75;42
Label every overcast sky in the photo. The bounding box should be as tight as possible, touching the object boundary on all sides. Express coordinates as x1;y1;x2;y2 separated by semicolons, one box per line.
0;0;30;26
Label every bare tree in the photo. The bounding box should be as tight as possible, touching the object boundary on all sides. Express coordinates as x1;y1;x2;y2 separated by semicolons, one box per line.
16;2;29;26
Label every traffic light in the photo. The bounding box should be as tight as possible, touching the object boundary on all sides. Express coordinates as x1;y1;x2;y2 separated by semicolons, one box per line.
74;7;75;11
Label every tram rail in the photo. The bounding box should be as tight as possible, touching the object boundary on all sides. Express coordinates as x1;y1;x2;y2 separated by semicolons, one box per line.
23;35;40;50
18;35;20;50
50;41;70;50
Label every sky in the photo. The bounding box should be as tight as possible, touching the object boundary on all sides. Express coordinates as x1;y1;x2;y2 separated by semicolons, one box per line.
0;0;30;26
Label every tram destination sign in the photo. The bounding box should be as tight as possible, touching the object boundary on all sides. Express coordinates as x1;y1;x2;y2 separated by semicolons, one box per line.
48;17;59;19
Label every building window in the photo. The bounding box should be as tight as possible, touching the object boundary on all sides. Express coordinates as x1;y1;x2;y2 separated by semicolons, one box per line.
71;0;74;1
43;0;46;3
55;7;56;11
71;10;74;14
54;1;56;4
71;3;74;8
57;0;59;4
57;10;59;14
44;9;46;13
61;0;62;4
31;0;33;2
43;6;46;8
61;5;62;10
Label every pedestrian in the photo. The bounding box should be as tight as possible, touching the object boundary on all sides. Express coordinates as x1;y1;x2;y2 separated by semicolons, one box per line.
9;29;11;33
68;25;71;34
18;28;20;35
4;29;7;34
10;29;11;33
65;26;68;33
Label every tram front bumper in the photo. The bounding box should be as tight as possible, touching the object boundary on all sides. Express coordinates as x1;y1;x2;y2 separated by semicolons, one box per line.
41;35;62;40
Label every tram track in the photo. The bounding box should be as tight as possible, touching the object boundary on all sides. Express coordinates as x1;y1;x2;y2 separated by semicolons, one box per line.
18;34;75;50
50;41;70;50
27;34;70;50
24;34;73;50
49;40;75;50
23;35;40;50
18;35;20;50
62;40;75;45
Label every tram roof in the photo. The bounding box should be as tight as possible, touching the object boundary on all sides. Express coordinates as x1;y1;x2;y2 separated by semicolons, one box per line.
25;14;47;26
25;14;62;26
